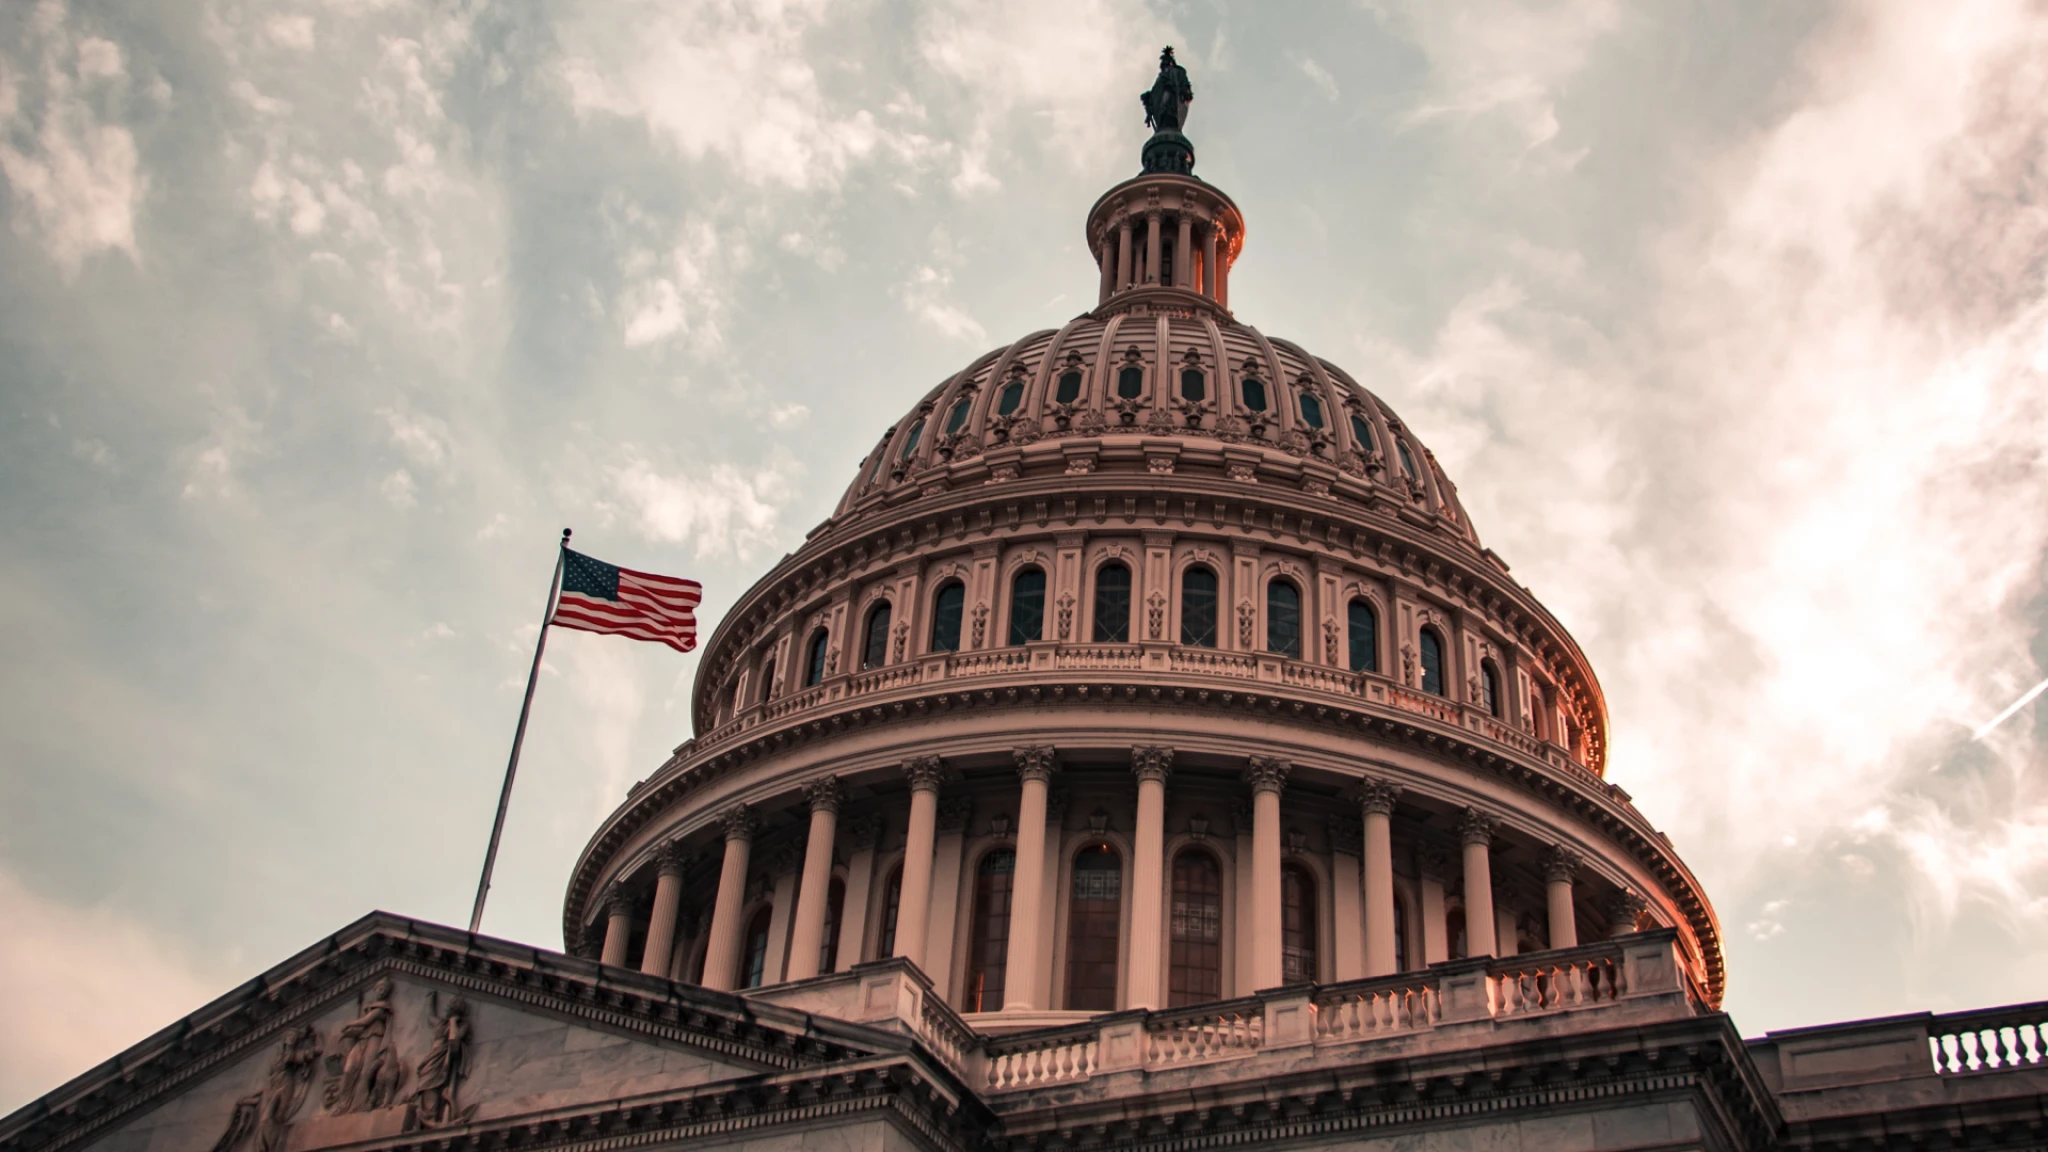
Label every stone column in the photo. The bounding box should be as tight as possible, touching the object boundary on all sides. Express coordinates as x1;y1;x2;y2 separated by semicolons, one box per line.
1004;746;1056;1011
1127;745;1174;1010
1246;757;1291;989
640;843;687;977
894;756;945;968
925;797;972;998
1216;226;1232;308
1459;808;1499;959
785;776;844;982
600;889;634;969
1607;888;1648;938
1144;211;1162;285
1328;816;1363;982
1175;214;1194;288
1417;843;1452;965
1541;846;1582;950
1203;222;1219;299
1098;235;1115;303
834;815;883;972
699;805;758;991
1360;778;1402;976
1117;218;1133;290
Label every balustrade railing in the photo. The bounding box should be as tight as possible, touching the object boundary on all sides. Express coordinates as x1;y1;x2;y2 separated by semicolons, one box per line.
1488;952;1625;1017
1055;645;1145;670
949;649;1030;677
1281;662;1361;695
847;664;920;695
1166;648;1260;678
1930;1004;2048;1075
1387;684;1463;725
985;1028;1099;1090
1146;1000;1266;1066
1315;976;1440;1042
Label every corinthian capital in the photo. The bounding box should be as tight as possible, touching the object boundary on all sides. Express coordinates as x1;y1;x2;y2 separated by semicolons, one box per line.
1540;844;1583;884
1131;745;1174;783
903;755;947;794
1457;807;1497;847
804;775;844;814
1244;756;1291;795
1606;888;1648;934
656;839;689;878
1358;776;1401;816
720;804;759;843
1013;745;1058;784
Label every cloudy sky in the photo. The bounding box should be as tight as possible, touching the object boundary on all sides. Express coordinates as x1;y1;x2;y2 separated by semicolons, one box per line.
4;0;2047;1110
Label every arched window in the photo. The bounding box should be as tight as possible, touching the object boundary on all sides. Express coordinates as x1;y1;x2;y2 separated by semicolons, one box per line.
900;417;925;460
1241;375;1268;412
1180;368;1206;402
741;907;773;989
1180;565;1218;647
804;629;830;687
1481;660;1501;717
758;658;777;703
876;865;903;958
1419;628;1446;696
1116;365;1143;400
819;878;846;975
930;581;965;653
966;850;1015;1012
997;378;1025;415
1008;567;1046;646
861;602;892;669
1169;849;1223;1007
1298;392;1325;429
1396;439;1419;480
1065;845;1122;1011
1092;562;1131;643
943;397;971;435
1281;864;1318;984
1350;412;1376;454
1347;599;1377;674
1266;580;1301;659
1055;370;1083;404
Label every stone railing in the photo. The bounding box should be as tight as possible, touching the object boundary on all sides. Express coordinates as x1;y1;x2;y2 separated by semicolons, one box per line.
686;640;1597;779
1929;1003;2048;1075
750;933;1695;1097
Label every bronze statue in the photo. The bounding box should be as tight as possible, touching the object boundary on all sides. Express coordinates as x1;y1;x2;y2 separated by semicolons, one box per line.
209;1025;322;1152
1141;46;1193;134
406;996;478;1131
325;977;404;1114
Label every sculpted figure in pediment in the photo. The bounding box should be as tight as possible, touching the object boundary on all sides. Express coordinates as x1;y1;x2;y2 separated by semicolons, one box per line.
405;995;478;1131
325;976;405;1114
209;1024;322;1152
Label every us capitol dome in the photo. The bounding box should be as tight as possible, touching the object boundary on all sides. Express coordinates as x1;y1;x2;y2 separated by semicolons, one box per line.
10;49;2045;1152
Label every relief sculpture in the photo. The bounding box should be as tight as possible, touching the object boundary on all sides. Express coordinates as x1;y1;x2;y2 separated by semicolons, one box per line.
325;977;405;1114
405;995;478;1131
209;1025;322;1152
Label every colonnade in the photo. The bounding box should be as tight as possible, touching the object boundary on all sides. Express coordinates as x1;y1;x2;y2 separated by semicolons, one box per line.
600;751;1634;1009
1097;208;1232;309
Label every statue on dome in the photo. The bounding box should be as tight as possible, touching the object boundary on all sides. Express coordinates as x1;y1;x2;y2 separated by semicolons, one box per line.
1141;46;1193;134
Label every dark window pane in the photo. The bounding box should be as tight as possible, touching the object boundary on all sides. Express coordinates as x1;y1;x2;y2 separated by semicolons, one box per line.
1350;413;1375;453
1180;369;1205;402
1056;370;1083;403
1397;440;1419;479
1282;865;1317;984
1482;662;1500;717
930;582;964;652
1420;629;1445;696
1092;563;1131;642
1181;566;1217;647
944;398;970;435
1299;392;1325;429
1065;847;1122;1011
805;630;830;686
742;907;773;989
1008;568;1045;645
1117;366;1144;399
966;851;1015;1012
820;879;845;974
1242;377;1268;412
862;603;891;669
1347;599;1377;674
1169;850;1222;1007
877;867;903;958
1267;581;1301;660
997;380;1025;415
759;660;777;702
901;418;924;459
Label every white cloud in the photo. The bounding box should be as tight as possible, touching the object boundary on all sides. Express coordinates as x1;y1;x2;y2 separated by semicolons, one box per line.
600;449;801;562
179;404;264;500
1292;54;1339;102
1380;0;1618;158
0;2;147;275
0;868;219;1111
899;263;985;343
379;467;416;507
766;402;809;429
264;13;316;51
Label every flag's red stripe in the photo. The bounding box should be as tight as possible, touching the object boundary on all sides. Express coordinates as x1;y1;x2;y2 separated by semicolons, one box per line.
554;615;693;652
619;572;700;601
618;567;702;592
554;602;696;639
556;592;697;630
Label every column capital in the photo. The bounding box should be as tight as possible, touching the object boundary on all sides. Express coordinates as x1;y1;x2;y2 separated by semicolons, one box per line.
1457;807;1498;847
720;804;759;843
1131;744;1175;783
804;774;844;814
656;840;689;878
903;754;947;794
1541;844;1583;884
605;888;634;918
1244;756;1291;794
1013;745;1058;783
1606;888;1648;934
1358;777;1401;816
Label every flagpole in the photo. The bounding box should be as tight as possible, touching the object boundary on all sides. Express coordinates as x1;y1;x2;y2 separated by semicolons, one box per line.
469;528;571;934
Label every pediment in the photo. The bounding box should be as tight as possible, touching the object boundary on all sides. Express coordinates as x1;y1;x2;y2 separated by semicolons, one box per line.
0;914;889;1152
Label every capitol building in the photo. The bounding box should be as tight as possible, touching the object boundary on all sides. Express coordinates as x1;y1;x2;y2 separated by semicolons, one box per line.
5;51;2045;1152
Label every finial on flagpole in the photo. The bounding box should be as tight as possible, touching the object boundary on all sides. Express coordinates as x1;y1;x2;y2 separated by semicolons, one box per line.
562;528;572;544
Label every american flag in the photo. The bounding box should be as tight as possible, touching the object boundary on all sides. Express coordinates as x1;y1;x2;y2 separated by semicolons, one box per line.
551;549;701;652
